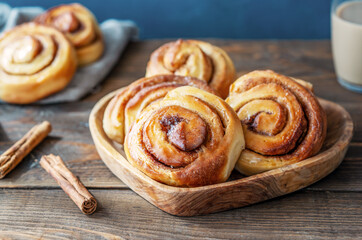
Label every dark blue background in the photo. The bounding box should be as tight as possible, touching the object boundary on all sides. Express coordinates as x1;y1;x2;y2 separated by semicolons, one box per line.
3;0;331;39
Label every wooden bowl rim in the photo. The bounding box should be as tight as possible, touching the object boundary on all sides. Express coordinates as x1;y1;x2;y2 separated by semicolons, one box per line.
89;89;353;193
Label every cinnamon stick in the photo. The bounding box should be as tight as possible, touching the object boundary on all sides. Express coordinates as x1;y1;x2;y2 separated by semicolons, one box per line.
0;121;52;179
40;154;97;215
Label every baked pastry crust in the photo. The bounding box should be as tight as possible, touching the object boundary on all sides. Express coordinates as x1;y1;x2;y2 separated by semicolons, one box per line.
103;75;218;144
0;23;77;104
226;70;327;175
35;3;104;66
146;39;235;98
124;86;245;187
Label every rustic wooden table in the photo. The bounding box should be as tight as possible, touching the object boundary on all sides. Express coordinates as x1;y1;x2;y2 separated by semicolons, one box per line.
0;40;361;239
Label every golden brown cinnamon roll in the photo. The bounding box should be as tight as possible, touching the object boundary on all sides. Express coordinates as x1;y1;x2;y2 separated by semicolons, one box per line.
124;86;244;187
226;70;327;175
0;23;77;104
103;75;219;144
35;3;104;66
146;39;235;98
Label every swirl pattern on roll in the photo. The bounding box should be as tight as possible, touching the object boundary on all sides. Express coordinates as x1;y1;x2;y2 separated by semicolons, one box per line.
226;70;327;175
0;23;77;104
146;39;235;98
35;3;103;66
125;86;245;187
103;75;218;144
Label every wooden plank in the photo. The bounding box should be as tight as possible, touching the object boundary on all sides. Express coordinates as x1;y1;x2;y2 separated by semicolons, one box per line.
338;103;362;142
0;189;361;239
309;142;362;191
0;39;361;238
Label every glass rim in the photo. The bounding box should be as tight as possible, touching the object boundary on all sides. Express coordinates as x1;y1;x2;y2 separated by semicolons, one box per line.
331;0;362;27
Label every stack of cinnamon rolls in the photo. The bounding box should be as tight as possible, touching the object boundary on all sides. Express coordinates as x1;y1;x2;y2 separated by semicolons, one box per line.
103;39;327;187
0;3;104;104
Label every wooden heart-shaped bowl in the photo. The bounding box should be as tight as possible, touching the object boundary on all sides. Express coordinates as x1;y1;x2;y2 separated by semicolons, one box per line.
89;90;353;216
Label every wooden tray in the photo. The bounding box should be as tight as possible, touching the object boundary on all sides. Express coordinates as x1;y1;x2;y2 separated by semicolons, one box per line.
89;91;353;216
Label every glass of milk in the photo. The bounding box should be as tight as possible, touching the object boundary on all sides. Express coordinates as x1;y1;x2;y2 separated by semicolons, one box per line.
332;0;362;93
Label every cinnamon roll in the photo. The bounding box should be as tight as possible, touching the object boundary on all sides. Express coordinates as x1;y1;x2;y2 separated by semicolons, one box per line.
124;86;244;187
146;39;235;98
226;70;327;175
103;75;218;144
0;23;77;104
35;3;104;66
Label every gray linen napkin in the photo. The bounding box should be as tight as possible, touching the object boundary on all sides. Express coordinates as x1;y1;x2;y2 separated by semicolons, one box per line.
0;4;138;104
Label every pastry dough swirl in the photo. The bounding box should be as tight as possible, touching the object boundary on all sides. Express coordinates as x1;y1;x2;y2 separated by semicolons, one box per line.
35;3;103;66
125;86;244;187
226;70;327;175
146;39;235;98
0;23;77;104
103;75;218;144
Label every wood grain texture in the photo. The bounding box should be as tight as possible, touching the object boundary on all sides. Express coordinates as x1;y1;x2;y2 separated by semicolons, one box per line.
308;143;362;192
0;189;361;239
90;91;353;216
0;39;361;237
